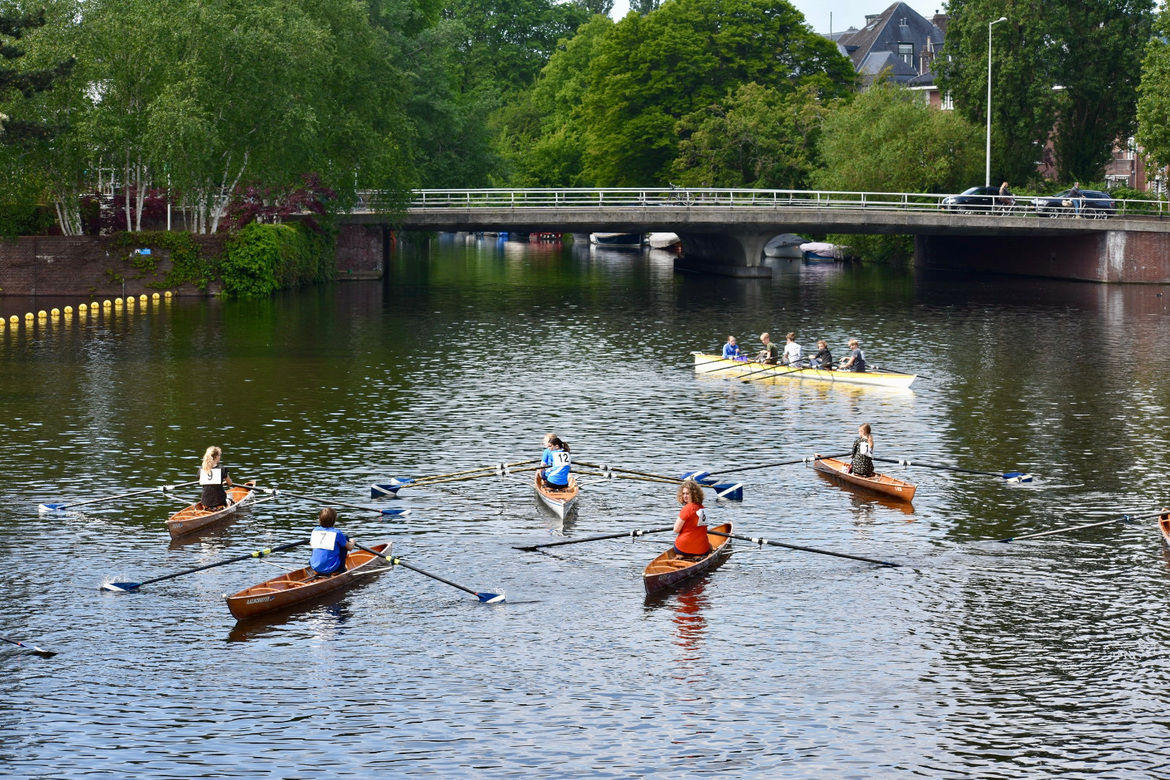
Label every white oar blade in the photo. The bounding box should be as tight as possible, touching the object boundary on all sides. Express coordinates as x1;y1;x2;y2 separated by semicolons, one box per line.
1004;472;1034;483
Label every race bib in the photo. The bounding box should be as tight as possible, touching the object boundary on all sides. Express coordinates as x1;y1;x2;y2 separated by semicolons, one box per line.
696;507;707;524
310;530;338;550
551;451;571;467
199;468;222;486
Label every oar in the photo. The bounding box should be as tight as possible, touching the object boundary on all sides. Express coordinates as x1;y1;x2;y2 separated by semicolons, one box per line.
382;459;541;488
872;456;1032;483
577;462;744;500
514;526;674;551
101;538;310;592
682;453;851;481
372;461;541;495
706;530;901;568
995;510;1164;542
1;635;56;658
689;352;748;369
38;480;200;513
242;486;411;517
355;544;504;603
869;365;928;379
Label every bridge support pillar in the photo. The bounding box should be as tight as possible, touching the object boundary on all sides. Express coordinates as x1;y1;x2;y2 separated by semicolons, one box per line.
916;231;1170;283
673;231;773;278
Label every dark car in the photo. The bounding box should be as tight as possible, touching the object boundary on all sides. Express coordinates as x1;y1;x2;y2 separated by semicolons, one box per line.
941;186;1021;214
1033;189;1115;218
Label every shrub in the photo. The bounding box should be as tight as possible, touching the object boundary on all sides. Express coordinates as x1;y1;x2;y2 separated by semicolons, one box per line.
220;222;336;297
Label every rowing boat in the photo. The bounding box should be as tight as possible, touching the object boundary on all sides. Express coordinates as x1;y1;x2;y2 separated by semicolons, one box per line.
1159;509;1170;549
812;457;916;503
166;481;257;539
534;472;579;520
643;522;733;594
692;353;916;389
223;542;392;621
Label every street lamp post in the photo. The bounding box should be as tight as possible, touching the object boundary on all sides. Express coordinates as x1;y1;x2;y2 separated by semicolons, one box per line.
985;16;1008;186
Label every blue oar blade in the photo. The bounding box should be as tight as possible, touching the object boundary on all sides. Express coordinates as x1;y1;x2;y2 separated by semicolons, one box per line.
370;483;402;498
1003;472;1034;483
100;581;140;593
37;503;66;513
379;508;411;517
713;483;744;501
388;477;415;487
478;592;506;604
680;471;715;485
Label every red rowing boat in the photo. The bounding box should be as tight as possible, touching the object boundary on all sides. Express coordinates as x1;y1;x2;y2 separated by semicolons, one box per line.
167;481;257;539
223;542;391;620
812;457;916;503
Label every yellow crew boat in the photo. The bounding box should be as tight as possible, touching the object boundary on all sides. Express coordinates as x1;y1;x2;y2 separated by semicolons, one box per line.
691;353;916;389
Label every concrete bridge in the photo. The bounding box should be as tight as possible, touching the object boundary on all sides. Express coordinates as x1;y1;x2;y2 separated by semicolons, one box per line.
343;188;1170;283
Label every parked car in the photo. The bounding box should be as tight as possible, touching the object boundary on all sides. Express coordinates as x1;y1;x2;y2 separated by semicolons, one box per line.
941;186;1022;214
1033;189;1115;218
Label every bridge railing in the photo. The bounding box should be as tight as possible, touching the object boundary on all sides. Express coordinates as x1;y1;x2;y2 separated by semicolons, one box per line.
357;187;1166;220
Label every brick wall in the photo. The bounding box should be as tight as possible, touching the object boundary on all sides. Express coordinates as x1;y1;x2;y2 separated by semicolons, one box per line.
334;223;384;280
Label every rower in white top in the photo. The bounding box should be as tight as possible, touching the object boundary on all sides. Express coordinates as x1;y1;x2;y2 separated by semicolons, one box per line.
781;332;803;367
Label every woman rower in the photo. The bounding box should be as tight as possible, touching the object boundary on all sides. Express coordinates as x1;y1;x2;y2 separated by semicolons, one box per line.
850;424;875;477
541;434;572;490
673;479;711;559
199;446;233;509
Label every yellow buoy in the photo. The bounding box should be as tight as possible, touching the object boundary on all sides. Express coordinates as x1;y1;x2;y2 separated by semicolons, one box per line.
152;292;160;300
78;303;86;313
65;306;72;314
25;312;34;321
125;296;134;307
37;310;47;319
164;291;173;298
9;315;18;325
114;298;123;307
102;299;111;308
139;294;147;302
50;308;60;317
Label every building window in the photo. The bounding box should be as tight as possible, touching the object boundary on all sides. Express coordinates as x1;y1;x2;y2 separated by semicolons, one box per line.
898;43;914;66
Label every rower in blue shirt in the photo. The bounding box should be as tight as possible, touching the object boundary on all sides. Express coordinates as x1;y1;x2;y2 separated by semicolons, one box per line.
309;508;355;576
721;336;742;359
540;434;572;488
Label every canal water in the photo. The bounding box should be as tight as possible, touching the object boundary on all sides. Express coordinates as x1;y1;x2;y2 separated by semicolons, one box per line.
2;236;1170;778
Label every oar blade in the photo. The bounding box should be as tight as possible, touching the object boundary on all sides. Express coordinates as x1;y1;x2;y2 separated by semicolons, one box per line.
379;508;411;517
1003;472;1033;483
30;646;57;658
478;592;506;604
37;503;66;513
370;483;402;498
713;483;744;501
680;471;715;485
100;581;140;593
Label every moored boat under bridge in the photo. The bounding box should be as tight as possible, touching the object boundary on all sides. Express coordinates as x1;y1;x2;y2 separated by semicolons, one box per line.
343;187;1170;283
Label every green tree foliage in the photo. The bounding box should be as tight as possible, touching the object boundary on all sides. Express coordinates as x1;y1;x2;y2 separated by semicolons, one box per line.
940;0;1153;185
580;0;854;185
672;82;827;188
0;7;73;144
812;80;984;194
220;222;336;297
1136;7;1170;170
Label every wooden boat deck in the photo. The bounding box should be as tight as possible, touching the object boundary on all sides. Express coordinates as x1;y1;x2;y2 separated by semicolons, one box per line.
643;522;732;594
813;457;916;503
166;482;256;539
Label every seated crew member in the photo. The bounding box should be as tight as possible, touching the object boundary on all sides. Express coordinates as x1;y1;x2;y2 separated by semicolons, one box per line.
541;435;572;490
199;446;233;509
839;339;867;372
309;507;355;576
722;336;742;360
810;340;833;369
851;423;875;477
781;332;803;367
757;332;779;365
673;479;711;559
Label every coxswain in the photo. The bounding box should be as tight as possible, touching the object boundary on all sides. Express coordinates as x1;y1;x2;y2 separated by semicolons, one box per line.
721;336;742;360
541;434;572;490
673;480;711;559
309;508;355;577
199;446;233;510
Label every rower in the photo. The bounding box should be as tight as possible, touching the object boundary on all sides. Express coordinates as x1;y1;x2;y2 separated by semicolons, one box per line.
721;335;742;360
309;508;355;577
781;332;803;367
541;434;572;490
851;424;875;477
810;340;833;369
199;446;233;510
756;332;779;365
839;339;866;372
673;480;711;559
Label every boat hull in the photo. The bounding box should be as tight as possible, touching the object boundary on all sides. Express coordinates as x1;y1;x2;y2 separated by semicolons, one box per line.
167;482;257;539
590;232;641;247
224;542;391;621
812;457;916;503
692;353;915;389
643;522;733;594
534;473;579;520
1160;511;1170;549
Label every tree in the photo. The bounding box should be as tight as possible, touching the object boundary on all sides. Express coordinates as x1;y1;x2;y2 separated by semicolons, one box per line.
0;7;73;144
812;79;984;194
580;0;854;186
1135;6;1170;170
672;82;827;188
939;0;1153;185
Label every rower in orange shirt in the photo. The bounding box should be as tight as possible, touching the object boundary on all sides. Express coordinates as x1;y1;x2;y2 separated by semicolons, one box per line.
673;480;711;558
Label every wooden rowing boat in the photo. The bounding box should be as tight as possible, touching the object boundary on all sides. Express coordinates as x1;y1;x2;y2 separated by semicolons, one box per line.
166;481;257;539
534;472;579;520
223;542;392;621
812;457;916;503
643;522;733;594
1159;510;1170;549
692;353;916;389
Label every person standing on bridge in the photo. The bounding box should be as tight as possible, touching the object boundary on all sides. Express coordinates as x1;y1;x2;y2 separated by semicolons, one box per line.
757;333;779;365
1069;182;1083;218
998;181;1013;213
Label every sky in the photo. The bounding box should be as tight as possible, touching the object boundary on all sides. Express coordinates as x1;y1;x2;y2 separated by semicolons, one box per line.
608;0;943;36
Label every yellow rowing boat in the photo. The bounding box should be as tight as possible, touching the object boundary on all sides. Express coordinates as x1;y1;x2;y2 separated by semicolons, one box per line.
692;353;916;389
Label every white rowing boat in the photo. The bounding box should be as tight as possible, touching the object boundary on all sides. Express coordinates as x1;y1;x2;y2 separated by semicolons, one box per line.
692;353;916;389
534;472;579;520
